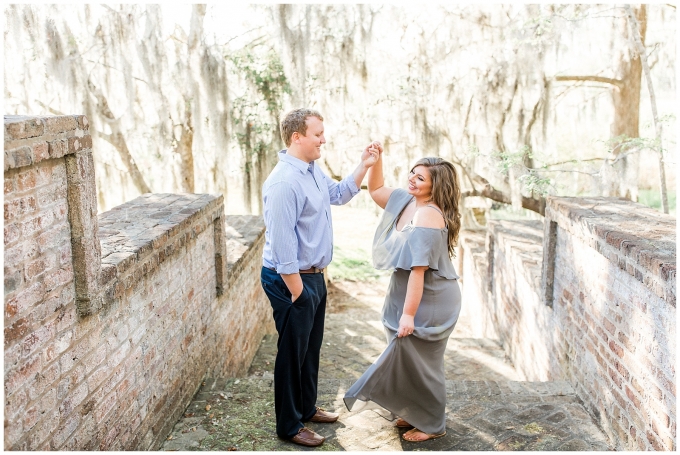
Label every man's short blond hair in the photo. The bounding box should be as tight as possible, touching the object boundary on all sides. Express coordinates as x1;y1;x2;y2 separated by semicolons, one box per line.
280;108;324;147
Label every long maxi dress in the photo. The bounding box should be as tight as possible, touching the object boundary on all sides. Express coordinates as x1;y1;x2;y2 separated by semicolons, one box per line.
343;188;462;435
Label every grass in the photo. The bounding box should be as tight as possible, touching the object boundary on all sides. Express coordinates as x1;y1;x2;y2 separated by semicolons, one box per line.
328;246;390;282
637;189;676;215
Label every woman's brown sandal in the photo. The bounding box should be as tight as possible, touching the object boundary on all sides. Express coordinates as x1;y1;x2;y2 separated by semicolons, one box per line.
402;428;446;442
394;418;414;429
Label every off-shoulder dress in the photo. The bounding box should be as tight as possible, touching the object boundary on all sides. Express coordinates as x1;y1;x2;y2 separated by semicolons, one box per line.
343;188;462;435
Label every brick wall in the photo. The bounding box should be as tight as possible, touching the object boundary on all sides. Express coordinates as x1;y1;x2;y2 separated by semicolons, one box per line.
4;115;274;450
459;197;676;451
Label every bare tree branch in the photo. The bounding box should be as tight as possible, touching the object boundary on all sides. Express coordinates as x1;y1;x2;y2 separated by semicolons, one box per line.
545;157;605;167
554;75;624;89
462;175;545;215
35;100;65;116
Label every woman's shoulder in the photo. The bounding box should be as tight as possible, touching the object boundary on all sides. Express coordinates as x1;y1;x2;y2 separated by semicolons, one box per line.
412;205;446;229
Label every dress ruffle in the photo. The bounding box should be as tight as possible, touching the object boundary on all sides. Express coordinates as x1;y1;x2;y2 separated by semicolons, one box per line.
371;188;459;279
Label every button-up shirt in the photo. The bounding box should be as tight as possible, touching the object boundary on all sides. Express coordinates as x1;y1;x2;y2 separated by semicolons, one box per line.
262;149;360;274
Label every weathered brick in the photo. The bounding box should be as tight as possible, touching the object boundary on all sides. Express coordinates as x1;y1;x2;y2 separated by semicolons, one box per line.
5;351;42;395
58;381;89;418
21;316;57;356
45;115;77;134
11;146;34;168
45;329;74;363
48;139;68;159
37;184;67;208
646;429;664;450
24;387;58;432
93;389;119;424
21;214;44;237
5;117;44;139
4;269;23;295
625;385;642;410
25;254;55;281
5;316;31;346
656;368;676;397
57;363;86;401
51;413;81;449
67;135;93;154
32;141;49;162
4;195;38;222
608;339;624;358
43;265;74;292
2;131;291;451
4;242;28;270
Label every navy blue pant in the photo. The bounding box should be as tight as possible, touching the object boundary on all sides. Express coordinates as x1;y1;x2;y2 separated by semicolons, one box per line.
260;266;327;439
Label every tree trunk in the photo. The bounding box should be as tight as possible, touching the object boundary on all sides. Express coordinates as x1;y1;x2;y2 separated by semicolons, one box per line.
175;106;195;193
172;5;205;194
625;4;668;213
553;6;646;200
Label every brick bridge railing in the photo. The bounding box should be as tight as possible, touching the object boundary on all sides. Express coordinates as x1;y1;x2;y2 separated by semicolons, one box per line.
459;198;676;451
4;115;274;450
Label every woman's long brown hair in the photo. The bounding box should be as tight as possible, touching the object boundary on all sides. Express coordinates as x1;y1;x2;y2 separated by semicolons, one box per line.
411;157;462;258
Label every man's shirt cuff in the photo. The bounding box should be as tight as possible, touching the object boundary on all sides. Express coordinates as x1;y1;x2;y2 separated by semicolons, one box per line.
275;261;300;275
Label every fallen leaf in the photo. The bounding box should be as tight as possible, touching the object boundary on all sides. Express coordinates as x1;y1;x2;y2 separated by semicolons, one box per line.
227;447;237;451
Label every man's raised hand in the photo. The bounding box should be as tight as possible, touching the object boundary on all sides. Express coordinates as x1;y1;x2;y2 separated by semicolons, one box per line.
362;141;382;168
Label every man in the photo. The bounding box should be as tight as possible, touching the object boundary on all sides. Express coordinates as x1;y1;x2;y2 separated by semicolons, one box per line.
260;108;378;447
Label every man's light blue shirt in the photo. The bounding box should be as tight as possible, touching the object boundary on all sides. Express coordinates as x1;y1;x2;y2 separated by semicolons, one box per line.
262;149;360;274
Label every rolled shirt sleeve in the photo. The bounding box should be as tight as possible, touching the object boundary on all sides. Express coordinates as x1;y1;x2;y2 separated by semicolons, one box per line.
263;181;301;274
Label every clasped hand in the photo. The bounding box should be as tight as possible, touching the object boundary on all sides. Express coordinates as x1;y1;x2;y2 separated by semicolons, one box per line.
361;140;383;168
397;313;415;338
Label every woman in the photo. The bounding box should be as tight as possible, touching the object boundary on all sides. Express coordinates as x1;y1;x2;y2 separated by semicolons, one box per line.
343;143;462;442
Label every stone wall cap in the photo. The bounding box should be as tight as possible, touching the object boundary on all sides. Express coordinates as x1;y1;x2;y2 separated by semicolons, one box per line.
546;196;675;249
546;196;676;301
98;193;223;272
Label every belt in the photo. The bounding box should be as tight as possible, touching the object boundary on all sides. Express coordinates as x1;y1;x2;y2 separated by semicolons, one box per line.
299;267;325;274
266;266;324;274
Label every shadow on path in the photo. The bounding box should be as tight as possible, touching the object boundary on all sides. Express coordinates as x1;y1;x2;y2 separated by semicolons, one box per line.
161;279;611;451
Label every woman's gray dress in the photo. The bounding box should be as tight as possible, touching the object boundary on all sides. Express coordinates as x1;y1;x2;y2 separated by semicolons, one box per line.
343;189;462;435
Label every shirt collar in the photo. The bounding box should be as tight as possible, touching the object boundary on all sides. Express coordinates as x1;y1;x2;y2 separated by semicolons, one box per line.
279;149;313;173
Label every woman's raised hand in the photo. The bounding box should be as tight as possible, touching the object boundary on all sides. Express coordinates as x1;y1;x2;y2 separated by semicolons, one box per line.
362;141;380;168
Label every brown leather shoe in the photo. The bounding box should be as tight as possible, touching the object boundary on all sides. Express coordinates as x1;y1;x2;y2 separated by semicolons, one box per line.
290;427;325;447
309;406;339;423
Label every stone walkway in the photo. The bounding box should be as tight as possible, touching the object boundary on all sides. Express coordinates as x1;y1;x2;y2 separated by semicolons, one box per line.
160;279;612;451
161;204;611;451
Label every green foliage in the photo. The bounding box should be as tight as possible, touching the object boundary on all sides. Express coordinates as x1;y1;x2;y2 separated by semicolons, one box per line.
638;189;676;215
491;145;532;174
230;48;290;116
228;46;291;166
487;145;553;196
518;172;552;196
603;114;676;157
